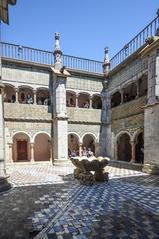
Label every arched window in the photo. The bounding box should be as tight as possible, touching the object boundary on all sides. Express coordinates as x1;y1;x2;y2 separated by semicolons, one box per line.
92;95;102;109
117;133;131;162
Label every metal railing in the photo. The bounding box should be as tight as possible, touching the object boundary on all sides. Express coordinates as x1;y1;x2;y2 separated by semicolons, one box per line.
1;14;159;73
0;42;103;74
110;15;159;70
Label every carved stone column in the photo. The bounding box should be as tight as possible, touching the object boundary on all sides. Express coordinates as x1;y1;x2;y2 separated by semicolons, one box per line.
89;96;92;109
52;33;70;161
130;141;136;163
8;143;13;163
15;88;19;103
79;143;82;157
136;81;140;98
120;89;124;104
75;94;78;107
33;90;36;104
49;140;53;162
0;82;11;191
30;143;34;162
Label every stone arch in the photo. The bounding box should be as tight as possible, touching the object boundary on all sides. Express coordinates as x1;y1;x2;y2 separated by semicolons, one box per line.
4;83;16;103
34;132;51;161
36;87;50;105
66;90;76;107
123;82;137;102
12;132;31;162
82;133;97;154
111;91;121;107
92;94;102;109
78;92;90;108
18;85;34;104
68;132;80;156
117;132;132;162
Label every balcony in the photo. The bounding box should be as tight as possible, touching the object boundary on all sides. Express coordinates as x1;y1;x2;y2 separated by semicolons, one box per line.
4;103;52;121
67;107;101;123
111;96;147;120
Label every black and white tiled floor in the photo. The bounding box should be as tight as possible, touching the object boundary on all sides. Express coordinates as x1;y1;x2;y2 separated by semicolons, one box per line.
32;175;159;239
0;164;158;239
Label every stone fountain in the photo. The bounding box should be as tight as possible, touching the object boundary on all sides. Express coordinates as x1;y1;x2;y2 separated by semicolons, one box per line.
70;156;110;185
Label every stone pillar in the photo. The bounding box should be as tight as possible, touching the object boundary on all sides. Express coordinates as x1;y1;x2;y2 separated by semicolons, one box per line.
0;83;11;191
95;142;99;156
8;143;13;163
89;96;92;109
99;47;111;157
130;141;136;163
33;90;36;104
15;88;19;103
136;81;140;98
143;48;159;174
79;143;82;157
120;89;124;104
49;140;53;162
52;33;70;162
75;94;78;107
30;143;34;162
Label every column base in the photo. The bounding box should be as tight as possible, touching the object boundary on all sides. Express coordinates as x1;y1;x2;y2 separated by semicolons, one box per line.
0;175;11;193
142;163;159;175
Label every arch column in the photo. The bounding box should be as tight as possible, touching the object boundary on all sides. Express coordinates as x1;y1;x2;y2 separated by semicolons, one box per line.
79;143;82;157
136;81;140;98
115;141;118;160
120;89;123;104
95;142;99;156
75;94;78;107
130;141;136;163
33;90;36;105
15;88;19;103
30;143;34;162
89;96;92;109
8;143;13;163
49;140;53;162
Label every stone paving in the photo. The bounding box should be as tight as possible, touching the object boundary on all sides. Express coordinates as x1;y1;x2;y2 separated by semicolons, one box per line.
0;162;158;239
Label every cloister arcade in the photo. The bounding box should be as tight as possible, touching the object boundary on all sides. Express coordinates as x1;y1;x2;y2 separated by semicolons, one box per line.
68;133;97;157
4;84;51;105
66;91;102;109
4;84;102;109
111;75;148;108
116;130;144;164
9;132;52;163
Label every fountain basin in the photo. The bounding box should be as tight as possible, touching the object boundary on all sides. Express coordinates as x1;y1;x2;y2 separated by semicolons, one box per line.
70;156;110;185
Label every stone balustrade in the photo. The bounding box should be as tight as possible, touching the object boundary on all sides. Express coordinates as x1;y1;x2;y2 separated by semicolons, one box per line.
111;96;147;120
4;103;52;120
67;107;101;123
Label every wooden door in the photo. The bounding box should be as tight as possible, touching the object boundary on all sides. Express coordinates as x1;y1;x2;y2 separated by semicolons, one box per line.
17;140;28;161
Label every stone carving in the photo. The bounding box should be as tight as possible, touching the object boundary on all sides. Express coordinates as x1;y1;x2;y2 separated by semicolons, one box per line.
70;156;110;185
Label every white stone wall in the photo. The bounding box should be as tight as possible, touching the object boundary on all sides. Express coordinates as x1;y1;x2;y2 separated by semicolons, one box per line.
2;64;50;88
66;74;103;92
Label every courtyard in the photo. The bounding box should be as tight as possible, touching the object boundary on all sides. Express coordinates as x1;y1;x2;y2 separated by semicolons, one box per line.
0;163;159;239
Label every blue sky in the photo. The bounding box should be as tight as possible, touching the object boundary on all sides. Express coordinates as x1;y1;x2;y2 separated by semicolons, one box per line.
1;0;159;61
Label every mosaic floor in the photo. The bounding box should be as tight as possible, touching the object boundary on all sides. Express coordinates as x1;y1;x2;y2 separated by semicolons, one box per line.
0;163;158;239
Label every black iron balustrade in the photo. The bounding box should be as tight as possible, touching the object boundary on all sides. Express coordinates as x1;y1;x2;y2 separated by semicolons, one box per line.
62;54;103;73
1;42;54;65
0;42;103;74
110;15;159;70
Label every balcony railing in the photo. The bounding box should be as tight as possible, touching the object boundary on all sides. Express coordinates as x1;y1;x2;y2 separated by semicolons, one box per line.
110;15;159;70
0;42;103;74
1;13;159;74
